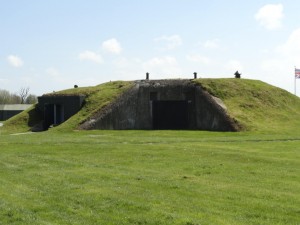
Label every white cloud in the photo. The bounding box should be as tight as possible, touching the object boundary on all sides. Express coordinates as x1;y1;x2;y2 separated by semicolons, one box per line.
154;35;182;50
144;56;177;67
7;55;24;67
258;28;300;94
102;38;122;54
258;57;295;94
261;59;286;72
255;4;284;30
46;67;61;79
114;57;142;68
45;67;101;88
225;60;244;72
277;28;300;63
261;28;300;68
78;51;103;64
143;56;182;77
46;67;73;85
186;54;211;64
111;58;145;81
203;39;220;49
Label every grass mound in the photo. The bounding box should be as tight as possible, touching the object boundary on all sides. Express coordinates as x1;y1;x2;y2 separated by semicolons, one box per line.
50;81;133;132
0;106;43;134
1;81;133;134
2;78;300;134
195;78;300;132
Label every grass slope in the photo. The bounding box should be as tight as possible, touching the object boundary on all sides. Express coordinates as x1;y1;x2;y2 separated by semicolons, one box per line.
195;78;300;132
2;78;300;134
1;81;133;134
0;105;43;134
0;131;299;224
51;80;133;132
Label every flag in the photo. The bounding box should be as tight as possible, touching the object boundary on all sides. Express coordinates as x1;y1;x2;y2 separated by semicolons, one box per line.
295;68;300;78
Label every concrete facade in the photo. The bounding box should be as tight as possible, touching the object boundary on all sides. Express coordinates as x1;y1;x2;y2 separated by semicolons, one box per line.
0;104;32;121
37;95;85;129
80;80;239;131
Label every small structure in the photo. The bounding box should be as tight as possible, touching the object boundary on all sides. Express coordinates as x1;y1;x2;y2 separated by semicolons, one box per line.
79;80;239;131
37;95;85;130
234;71;241;78
194;72;197;79
0;104;32;121
36;79;240;131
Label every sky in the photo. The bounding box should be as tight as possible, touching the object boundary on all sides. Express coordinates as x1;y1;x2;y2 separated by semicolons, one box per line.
1;0;300;96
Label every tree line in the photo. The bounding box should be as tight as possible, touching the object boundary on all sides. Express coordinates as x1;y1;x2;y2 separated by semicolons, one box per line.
0;87;37;104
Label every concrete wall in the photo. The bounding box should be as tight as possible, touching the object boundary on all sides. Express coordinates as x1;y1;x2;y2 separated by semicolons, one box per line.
37;95;85;129
194;87;237;131
0;110;23;121
0;104;32;121
80;80;239;131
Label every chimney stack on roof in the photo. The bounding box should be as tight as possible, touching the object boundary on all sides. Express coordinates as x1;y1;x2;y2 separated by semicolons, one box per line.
194;72;197;79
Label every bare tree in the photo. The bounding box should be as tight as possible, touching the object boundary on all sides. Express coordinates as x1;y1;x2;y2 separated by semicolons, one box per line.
19;87;30;104
0;87;37;104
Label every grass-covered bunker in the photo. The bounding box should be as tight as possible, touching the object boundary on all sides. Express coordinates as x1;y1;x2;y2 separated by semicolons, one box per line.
0;104;32;121
79;79;238;131
38;79;239;131
4;78;300;133
37;95;85;129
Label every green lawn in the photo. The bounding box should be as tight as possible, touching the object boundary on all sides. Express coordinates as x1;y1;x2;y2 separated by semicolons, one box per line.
0;130;299;225
1;79;300;224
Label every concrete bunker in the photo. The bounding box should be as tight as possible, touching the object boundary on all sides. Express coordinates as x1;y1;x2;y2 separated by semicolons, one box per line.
37;95;85;130
80;80;239;131
0;104;32;121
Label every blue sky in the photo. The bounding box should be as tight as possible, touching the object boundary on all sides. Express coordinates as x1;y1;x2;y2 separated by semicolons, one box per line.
1;0;300;95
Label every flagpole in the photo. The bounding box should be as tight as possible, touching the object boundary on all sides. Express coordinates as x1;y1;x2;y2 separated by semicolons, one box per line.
295;66;297;96
295;75;296;95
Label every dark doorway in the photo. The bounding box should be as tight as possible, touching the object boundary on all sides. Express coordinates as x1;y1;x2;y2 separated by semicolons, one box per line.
55;104;64;124
152;101;188;129
44;104;64;129
44;104;54;128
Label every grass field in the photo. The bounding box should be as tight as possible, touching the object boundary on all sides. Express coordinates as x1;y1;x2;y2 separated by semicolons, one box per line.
0;130;299;225
1;79;300;224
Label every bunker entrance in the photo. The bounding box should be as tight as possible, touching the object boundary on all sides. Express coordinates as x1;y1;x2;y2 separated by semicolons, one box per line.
44;104;64;128
152;101;188;129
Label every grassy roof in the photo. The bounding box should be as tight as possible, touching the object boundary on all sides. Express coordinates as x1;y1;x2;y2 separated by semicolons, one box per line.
2;78;300;134
54;81;133;131
1;81;133;134
194;78;300;133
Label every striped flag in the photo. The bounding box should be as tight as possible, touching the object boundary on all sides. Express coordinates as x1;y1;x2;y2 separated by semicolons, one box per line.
295;68;300;78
